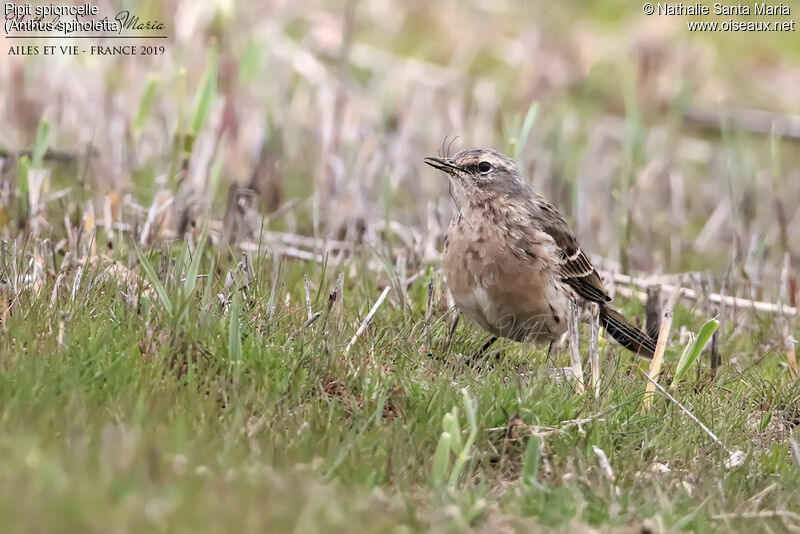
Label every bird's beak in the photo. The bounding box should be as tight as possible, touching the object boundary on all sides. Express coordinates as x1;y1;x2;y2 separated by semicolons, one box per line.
424;157;462;175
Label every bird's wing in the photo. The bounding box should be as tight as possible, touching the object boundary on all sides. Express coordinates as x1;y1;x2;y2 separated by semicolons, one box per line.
534;200;611;304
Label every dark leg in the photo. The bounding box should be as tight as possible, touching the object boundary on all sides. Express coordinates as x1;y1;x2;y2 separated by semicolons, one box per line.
545;339;558;367
479;336;499;355
464;336;499;369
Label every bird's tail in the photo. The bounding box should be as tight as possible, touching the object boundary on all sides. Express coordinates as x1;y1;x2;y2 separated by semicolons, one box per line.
599;305;656;359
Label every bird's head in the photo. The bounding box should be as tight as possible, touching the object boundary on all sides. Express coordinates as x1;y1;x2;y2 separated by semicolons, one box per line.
424;148;525;205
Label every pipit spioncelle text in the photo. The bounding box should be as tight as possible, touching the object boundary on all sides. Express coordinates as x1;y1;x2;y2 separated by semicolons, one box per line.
425;148;657;359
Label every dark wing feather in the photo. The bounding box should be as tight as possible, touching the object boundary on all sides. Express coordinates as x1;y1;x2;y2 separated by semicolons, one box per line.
535;199;611;304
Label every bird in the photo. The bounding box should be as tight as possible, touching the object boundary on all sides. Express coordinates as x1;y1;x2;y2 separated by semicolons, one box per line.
424;147;656;359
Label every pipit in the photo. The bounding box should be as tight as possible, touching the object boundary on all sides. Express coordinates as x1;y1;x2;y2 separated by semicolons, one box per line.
424;148;656;359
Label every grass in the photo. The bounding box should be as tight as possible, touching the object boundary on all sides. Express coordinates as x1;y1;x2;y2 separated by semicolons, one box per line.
0;241;798;532
2;0;800;531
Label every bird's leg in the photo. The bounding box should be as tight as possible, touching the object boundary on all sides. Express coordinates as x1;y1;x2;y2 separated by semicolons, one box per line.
545;337;563;368
465;336;499;368
479;336;498;355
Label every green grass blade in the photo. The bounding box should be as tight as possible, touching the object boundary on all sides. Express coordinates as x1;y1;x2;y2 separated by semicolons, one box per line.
175;241;188;281
448;389;478;487
672;337;694;383
184;225;208;298
17;156;30;200
200;255;216;321
32;119;51;168
461;388;478;444
432;432;452;485
135;247;173;317
133;76;158;136
238;39;262;84
521;436;542;486
514;102;538;163
228;289;243;364
672;319;719;388
191;47;219;135
207;144;226;200
442;410;462;453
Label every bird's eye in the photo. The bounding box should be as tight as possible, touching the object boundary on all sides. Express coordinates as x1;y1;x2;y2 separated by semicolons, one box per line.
477;161;492;173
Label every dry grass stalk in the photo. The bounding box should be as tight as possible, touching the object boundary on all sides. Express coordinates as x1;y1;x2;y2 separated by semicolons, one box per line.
780;253;798;380
257;230;351;254
643;286;682;412
50;272;64;306
603;270;797;317
334;273;345;331
685;106;800;140
303;274;313;321
640;370;729;453
31;241;46;296
0;289;9;326
27;168;49;238
790;438;800;466
589;302;601;398
221;185;259;246
711;510;800;523
344;285;391;355
494;411;611;438
693;200;730;252
82;204;97;258
103;194;114;246
70;264;84;303
645;285;662;339
710;329;720;376
267;255;283;323
139;192;173;246
487;409;611;438
781;252;793;306
592;446;615;481
319;285;338;337
57;314;66;347
396;253;412;310
63;214;75;252
567;297;584;394
783;322;798;381
239;241;325;263
301;312;322;329
422;278;434;355
643;308;673;412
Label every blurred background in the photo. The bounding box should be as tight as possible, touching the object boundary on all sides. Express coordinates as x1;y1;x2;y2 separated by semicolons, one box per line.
2;0;799;300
